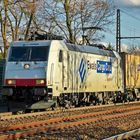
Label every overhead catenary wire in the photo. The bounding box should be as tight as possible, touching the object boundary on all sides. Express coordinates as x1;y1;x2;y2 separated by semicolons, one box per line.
120;9;140;22
120;11;140;37
116;9;140;52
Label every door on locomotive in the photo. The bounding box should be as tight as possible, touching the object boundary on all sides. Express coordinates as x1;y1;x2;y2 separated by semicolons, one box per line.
62;50;69;89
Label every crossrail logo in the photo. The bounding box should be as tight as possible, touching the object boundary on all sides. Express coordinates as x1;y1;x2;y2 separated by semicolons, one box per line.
79;58;86;82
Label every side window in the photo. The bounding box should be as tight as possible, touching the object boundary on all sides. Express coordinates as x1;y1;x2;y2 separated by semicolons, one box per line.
59;50;63;62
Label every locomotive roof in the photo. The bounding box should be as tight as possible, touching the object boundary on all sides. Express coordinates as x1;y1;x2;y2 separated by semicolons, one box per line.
66;43;115;57
10;40;115;57
10;40;51;47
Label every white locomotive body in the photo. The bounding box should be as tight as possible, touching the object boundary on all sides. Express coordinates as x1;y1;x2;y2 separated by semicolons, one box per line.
3;40;123;109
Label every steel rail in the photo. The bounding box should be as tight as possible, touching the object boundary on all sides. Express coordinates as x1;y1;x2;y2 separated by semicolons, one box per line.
104;128;140;140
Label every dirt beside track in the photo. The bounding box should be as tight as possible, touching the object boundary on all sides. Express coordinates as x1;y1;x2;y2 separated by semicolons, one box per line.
27;113;140;140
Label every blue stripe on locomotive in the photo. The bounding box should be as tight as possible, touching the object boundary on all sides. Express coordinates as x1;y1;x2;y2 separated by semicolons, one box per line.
79;58;86;82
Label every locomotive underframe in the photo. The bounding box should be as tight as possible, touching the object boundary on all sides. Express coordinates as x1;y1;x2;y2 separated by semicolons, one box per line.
2;86;54;111
57;90;140;108
2;86;50;105
57;91;126;108
1;86;139;112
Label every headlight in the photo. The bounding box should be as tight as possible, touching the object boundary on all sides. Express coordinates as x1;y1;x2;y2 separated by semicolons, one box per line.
36;79;45;85
7;80;16;85
24;64;30;69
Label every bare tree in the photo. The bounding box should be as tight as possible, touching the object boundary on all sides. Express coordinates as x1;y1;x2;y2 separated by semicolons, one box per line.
0;0;37;58
36;0;115;44
0;0;8;58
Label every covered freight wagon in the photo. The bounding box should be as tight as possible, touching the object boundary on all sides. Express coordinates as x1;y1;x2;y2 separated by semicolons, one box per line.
121;53;140;97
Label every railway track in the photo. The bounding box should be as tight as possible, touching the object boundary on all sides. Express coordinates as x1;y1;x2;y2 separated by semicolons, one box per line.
1;100;140;118
1;101;140;127
0;102;140;139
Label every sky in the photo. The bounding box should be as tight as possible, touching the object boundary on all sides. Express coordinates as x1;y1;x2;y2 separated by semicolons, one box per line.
103;0;140;51
0;0;140;52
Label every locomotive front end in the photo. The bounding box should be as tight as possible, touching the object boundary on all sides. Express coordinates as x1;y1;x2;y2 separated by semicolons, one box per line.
3;41;51;107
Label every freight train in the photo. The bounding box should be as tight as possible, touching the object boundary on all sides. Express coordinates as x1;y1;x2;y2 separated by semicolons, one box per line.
2;40;140;110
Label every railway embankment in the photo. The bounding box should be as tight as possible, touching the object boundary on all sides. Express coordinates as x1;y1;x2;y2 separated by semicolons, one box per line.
0;102;140;139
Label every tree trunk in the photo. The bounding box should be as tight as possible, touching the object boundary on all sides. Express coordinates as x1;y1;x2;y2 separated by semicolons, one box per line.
64;0;74;43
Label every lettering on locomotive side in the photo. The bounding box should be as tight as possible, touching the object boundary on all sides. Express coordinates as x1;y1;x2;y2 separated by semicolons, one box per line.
87;60;112;74
87;60;97;70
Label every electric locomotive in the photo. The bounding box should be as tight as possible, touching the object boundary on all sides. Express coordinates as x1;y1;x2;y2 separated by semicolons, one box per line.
2;40;125;110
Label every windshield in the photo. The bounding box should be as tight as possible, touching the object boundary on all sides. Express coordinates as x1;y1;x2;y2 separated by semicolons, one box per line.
8;46;49;61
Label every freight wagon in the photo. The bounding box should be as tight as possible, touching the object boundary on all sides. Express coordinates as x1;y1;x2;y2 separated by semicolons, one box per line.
121;53;140;99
